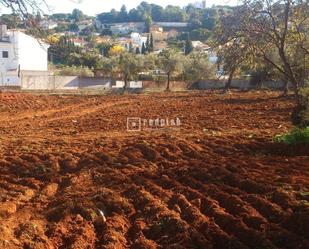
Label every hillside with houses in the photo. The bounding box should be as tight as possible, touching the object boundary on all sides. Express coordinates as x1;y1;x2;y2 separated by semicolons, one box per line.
0;1;232;89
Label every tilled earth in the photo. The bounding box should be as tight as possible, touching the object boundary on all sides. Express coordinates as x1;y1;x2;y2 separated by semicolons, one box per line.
0;91;308;249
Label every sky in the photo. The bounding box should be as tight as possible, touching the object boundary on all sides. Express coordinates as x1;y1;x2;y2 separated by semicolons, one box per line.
36;0;239;16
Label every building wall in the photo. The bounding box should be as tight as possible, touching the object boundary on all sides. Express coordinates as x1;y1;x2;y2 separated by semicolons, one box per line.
107;22;145;35
17;32;49;71
0;71;20;86
0;31;49;73
152;32;168;42
143;81;188;90
18;75;287;91
0;41;18;72
79;78;111;89
21;75;111;90
101;22;145;30
21;74;41;89
112;81;143;88
194;80;287;90
153;22;189;28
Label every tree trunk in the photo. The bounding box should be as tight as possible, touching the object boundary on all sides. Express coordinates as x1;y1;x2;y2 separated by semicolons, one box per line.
225;69;235;91
166;72;170;91
282;77;289;96
277;46;300;101
123;74;128;90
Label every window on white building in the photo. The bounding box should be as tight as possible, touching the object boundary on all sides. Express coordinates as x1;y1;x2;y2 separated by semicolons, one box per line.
2;51;8;58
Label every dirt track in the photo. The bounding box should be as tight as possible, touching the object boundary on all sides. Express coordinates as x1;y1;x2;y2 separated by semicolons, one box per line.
0;91;308;249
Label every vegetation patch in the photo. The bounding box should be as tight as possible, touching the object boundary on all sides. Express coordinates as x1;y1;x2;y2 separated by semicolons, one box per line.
275;127;309;145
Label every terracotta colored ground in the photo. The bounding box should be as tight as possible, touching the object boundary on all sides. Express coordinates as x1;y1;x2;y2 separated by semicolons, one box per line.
0;91;308;249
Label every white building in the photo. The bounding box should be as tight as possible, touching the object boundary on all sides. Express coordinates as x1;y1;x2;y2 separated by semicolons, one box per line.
40;20;58;30
0;26;49;72
130;33;147;49
153;22;189;28
0;25;49;86
191;1;207;9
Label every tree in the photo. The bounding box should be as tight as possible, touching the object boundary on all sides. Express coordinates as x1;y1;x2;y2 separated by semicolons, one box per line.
145;35;150;53
68;23;79;32
119;5;128;22
96;56;118;78
97;43;113;57
117;53;142;89
184;35;193;55
67;51;102;69
35;11;42;23
142;53;157;71
0;14;22;29
183;53;215;85
51;13;70;21
163;5;188;22
158;49;183;91
129;42;134;53
128;8;143;22
189;28;212;41
71;9;84;22
145;15;152;33
151;4;164;21
215;0;309;124
222;0;309;99
48;35;82;64
109;45;125;56
149;33;154;52
215;40;253;90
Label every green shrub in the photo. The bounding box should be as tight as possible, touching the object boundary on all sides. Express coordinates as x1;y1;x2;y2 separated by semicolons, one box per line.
56;66;94;77
275;127;309;145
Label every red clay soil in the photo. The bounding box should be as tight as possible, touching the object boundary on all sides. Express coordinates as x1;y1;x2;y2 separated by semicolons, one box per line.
0;90;308;249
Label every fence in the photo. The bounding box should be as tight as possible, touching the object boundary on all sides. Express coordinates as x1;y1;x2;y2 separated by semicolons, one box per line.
21;75;111;90
0;72;21;87
193;80;288;90
0;72;288;91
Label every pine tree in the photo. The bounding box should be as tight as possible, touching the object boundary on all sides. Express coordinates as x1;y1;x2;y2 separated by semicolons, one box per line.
145;15;152;33
141;42;146;54
149;33;154;52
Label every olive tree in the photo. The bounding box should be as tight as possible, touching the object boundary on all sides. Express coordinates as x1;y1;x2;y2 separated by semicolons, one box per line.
117;53;143;89
218;0;309;97
158;49;183;91
183;53;216;87
215;0;309;124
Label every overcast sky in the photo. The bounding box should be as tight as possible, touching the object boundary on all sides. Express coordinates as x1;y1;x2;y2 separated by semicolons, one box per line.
38;0;239;16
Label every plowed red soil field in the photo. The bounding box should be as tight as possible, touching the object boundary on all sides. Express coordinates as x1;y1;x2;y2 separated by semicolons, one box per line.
0;91;308;249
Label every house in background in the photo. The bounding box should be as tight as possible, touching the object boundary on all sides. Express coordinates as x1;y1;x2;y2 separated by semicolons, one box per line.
167;29;178;40
40;20;58;30
150;25;163;33
130;32;147;50
71;37;87;47
192;41;210;52
108;23;145;35
153;22;189;31
95;20;145;34
0;25;50;86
